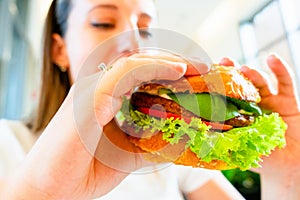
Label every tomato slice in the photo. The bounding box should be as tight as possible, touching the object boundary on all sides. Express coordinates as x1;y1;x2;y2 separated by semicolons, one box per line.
201;121;233;131
138;107;182;120
137;107;233;131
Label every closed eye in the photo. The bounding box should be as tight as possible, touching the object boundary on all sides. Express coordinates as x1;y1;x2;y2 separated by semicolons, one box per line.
91;22;115;29
139;29;152;38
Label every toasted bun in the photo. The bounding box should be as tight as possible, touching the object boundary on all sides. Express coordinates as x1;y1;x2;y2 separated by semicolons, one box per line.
128;130;234;170
137;65;261;103
174;148;232;170
122;123;235;170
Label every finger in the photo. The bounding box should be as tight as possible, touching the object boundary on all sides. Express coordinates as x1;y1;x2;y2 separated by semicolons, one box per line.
130;53;209;75
240;65;273;98
219;57;235;67
185;57;210;76
94;57;187;126
267;54;296;96
101;57;186;96
130;52;186;63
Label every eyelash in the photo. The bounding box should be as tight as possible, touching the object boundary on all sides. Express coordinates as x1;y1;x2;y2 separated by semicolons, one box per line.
91;22;115;29
90;22;152;38
139;29;152;38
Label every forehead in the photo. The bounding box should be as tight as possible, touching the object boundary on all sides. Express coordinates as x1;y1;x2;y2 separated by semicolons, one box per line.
71;0;156;17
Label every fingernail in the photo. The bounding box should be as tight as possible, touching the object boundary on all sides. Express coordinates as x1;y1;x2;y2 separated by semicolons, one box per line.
174;62;187;74
268;52;282;61
240;65;250;73
219;57;235;66
186;57;210;75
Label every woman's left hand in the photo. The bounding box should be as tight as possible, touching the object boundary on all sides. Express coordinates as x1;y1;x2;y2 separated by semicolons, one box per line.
236;55;300;199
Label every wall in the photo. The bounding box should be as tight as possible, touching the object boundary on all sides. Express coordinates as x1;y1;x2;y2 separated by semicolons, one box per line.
196;0;270;62
27;0;52;59
19;0;52;118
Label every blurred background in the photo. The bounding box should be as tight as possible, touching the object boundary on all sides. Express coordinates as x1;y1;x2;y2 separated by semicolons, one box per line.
0;0;300;199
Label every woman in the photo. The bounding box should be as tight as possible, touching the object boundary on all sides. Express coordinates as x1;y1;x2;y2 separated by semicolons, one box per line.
0;0;299;199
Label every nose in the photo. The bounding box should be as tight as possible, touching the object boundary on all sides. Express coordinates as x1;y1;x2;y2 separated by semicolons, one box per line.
124;29;141;52
117;17;143;55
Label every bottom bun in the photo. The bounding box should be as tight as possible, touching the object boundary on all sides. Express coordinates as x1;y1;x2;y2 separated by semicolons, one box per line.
174;148;233;170
125;125;235;170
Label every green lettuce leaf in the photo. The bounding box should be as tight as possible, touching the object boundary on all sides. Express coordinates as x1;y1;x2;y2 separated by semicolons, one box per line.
120;103;287;170
167;93;240;121
189;113;287;170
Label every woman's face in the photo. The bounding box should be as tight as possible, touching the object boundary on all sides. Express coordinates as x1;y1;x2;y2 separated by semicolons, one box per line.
61;0;157;83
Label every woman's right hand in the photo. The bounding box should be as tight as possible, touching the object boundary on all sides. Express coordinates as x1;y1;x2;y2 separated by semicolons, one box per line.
1;53;208;200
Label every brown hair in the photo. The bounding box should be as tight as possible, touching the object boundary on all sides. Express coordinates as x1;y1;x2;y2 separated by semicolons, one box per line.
31;0;72;133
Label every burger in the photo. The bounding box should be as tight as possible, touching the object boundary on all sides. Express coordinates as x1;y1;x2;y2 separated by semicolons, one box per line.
118;64;287;170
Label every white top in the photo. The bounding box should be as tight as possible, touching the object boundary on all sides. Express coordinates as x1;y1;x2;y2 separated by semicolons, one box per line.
0;119;244;200
98;164;232;200
0;119;36;178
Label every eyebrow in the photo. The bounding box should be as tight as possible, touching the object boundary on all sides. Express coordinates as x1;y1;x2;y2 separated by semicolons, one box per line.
89;4;118;12
140;12;153;20
89;4;155;21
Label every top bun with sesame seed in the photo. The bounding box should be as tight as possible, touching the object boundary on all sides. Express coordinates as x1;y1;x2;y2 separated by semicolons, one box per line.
185;65;261;103
137;64;261;103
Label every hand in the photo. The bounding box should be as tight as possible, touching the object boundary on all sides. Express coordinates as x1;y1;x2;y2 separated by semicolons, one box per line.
240;55;300;169
222;55;300;199
1;53;210;200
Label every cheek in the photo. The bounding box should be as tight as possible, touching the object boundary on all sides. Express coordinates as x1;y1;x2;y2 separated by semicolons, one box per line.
66;33;103;82
65;29;129;82
67;43;91;83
